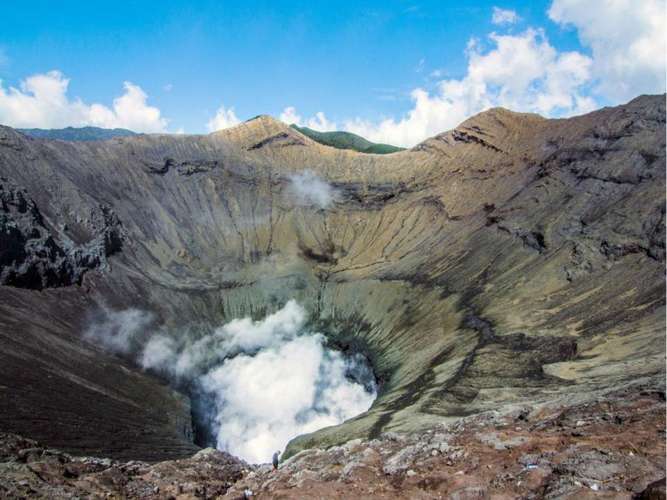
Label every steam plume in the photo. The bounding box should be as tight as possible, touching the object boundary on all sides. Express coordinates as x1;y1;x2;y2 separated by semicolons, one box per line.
84;300;376;464
287;171;338;209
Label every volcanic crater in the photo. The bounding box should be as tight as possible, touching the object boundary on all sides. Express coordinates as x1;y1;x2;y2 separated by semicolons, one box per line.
0;95;664;497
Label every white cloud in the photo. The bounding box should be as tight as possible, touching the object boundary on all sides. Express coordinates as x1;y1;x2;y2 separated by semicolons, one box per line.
344;88;463;148
492;7;520;25
279;106;336;131
206;104;241;132
0;71;167;132
306;111;336;131
279;106;302;125
341;1;665;147
344;28;595;147
549;0;666;100
163;83;173;92
207;2;664;147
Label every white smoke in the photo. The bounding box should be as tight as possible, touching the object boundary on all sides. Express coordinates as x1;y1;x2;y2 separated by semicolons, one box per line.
85;300;376;464
84;307;154;354
287;171;338;209
201;332;375;463
140;300;307;379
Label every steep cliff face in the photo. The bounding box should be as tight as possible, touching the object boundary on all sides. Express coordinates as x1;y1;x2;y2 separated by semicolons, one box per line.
0;95;664;461
0;177;124;289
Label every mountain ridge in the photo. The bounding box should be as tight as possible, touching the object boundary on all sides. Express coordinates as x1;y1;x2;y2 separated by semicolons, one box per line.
18;125;138;141
15;119;406;154
289;124;405;154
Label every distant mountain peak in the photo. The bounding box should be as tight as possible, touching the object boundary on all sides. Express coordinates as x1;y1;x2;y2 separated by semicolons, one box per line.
19;126;137;142
289;124;404;154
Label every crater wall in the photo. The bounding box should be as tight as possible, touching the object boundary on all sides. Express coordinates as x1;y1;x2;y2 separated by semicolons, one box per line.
0;95;664;460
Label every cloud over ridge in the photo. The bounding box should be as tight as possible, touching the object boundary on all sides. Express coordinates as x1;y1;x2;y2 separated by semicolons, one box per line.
1;1;664;148
206;104;241;132
280;1;666;148
548;0;666;101
0;71;167;132
344;27;597;147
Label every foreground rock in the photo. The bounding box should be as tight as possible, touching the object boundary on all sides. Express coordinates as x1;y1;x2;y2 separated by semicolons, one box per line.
0;437;248;499
1;385;663;499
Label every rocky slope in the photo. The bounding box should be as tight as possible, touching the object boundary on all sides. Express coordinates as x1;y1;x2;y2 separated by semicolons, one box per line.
0;382;664;498
0;95;664;477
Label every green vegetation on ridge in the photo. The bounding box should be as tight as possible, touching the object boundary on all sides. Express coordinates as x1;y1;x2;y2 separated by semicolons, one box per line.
290;124;404;154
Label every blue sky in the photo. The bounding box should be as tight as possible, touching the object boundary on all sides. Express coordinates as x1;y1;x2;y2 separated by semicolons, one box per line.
0;0;664;145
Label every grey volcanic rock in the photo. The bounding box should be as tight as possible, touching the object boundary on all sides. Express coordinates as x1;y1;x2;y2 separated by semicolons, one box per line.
0;177;124;289
0;95;664;463
0;432;247;498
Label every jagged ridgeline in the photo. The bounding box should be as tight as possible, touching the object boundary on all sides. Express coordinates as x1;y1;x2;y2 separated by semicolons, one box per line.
0;95;664;461
18;123;405;154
